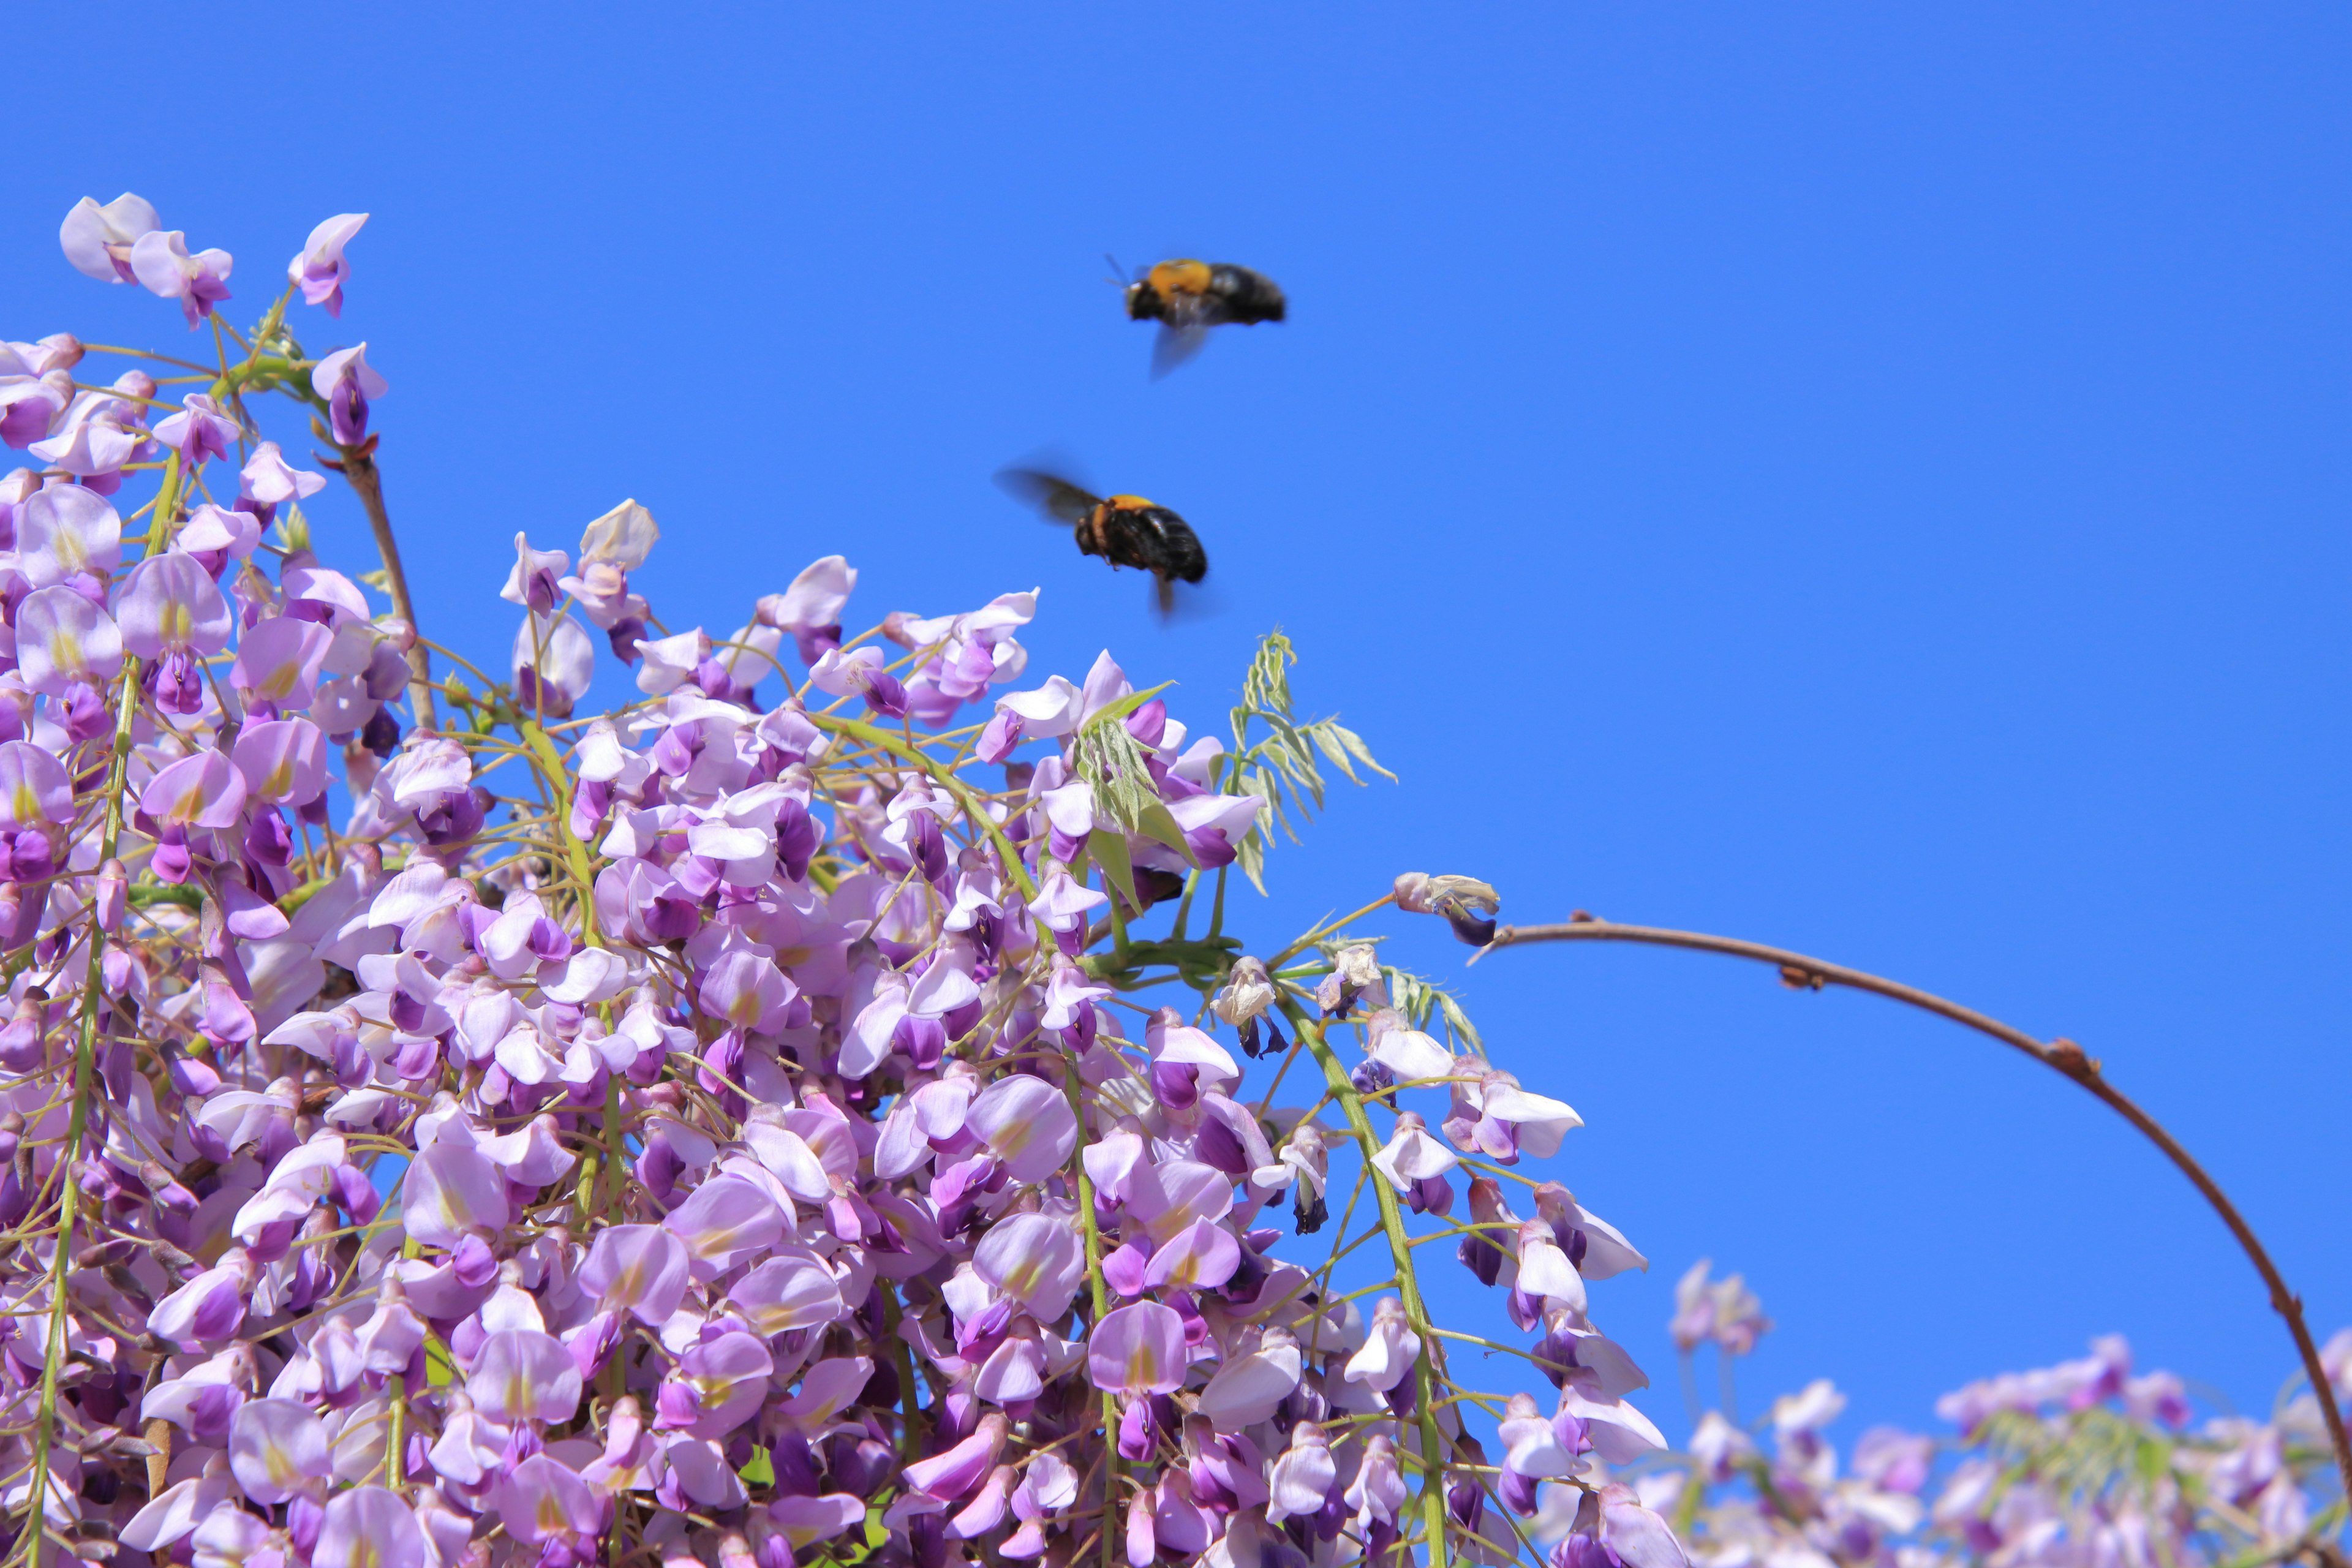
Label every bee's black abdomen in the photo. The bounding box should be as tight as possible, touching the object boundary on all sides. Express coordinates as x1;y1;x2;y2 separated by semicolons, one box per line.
1207;265;1286;325
1148;510;1210;583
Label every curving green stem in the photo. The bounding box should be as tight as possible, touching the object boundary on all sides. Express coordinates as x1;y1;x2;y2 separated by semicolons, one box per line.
803;714;1038;900
516;718;604;944
1282;1001;1452;1568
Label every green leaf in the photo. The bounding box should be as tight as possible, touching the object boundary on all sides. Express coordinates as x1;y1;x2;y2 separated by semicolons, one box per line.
1088;827;1140;912
1133;798;1193;861
1223;628;1391;892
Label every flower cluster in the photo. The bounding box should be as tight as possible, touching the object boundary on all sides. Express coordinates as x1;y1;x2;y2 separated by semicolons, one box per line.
0;197;1686;1568
1648;1280;2349;1568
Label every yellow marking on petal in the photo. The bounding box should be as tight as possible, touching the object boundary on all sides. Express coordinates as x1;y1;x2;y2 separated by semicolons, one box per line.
160;600;192;646
45;628;83;676
260;662;301;701
10;784;35;823
263;758;293;797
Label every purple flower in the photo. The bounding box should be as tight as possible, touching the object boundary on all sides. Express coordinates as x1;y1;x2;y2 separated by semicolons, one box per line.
60;193;160;282
401;1140;511;1250
965;1072;1077;1185
153;393;240;466
973;1212;1086;1319
0;742;72;832
239;441;326;508
314;1487;425;1568
663;1174;786;1273
148;1249;255;1348
233;615;336;710
579;1224;691;1325
905;1412;1008;1500
129;229;235;326
809;644;908;719
501;533;570;614
759;554;857;664
0;361;69;451
1265;1422;1338;1524
15;585;122;697
512;612;595;719
494;1453;602;1545
1344;1298;1422;1394
311;342;387;445
728;1250;847;1335
17;483;121;587
119;549;233;660
287;213;369;315
1598;1483;1691;1568
1088;1302;1188;1395
231;718;329;806
227;1398;329;1505
176;502;263;562
470;1329;584;1423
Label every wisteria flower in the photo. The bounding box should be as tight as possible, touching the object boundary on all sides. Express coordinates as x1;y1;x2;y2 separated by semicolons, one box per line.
312;342;386;445
61;192;160;282
513;611;596;718
129;228;235;325
760;554;857;663
287;212;369;314
153;393;241;465
16;585;123;697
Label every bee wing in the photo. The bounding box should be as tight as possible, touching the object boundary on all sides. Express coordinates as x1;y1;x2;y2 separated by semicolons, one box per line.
994;467;1101;527
1151;573;1221;625
1150;323;1210;380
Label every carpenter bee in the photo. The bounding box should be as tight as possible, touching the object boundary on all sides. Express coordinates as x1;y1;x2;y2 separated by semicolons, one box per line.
995;466;1208;617
1117;258;1286;377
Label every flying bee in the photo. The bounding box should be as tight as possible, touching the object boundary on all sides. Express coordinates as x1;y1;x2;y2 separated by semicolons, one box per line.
1115;258;1286;377
995;466;1208;617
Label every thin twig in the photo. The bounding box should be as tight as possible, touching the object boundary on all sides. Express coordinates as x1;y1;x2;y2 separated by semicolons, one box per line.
334;444;439;729
1477;915;2352;1505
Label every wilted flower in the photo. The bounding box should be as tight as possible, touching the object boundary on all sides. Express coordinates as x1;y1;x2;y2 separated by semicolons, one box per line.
1394;869;1502;944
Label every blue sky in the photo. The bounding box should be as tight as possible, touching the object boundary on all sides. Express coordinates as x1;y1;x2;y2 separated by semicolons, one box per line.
7;3;2346;1442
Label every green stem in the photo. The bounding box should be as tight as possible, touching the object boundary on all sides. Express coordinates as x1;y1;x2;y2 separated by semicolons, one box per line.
804;713;1037;899
516;718;603;947
1267;891;1397;970
1283;1001;1451;1568
13;461;174;1561
1058;1063;1120;1568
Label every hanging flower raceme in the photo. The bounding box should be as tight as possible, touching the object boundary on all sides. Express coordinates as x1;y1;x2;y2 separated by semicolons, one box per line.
0;195;1695;1568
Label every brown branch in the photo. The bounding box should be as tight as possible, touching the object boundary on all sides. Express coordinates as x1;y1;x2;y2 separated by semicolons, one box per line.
334;443;439;731
1477;915;2352;1505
